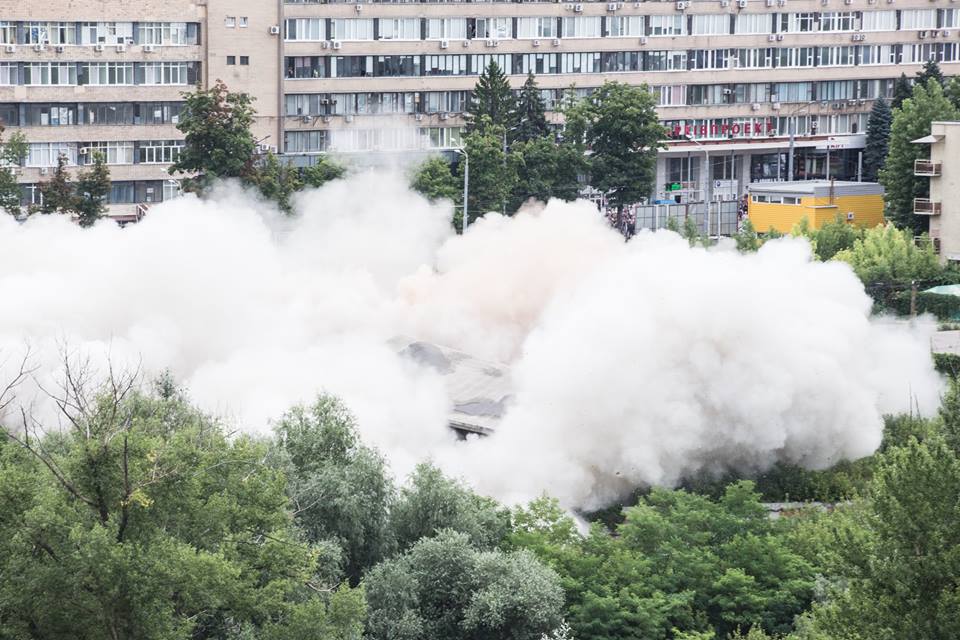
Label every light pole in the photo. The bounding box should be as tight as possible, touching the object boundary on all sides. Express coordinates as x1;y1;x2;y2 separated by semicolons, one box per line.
684;135;712;237
454;147;469;232
787;101;819;182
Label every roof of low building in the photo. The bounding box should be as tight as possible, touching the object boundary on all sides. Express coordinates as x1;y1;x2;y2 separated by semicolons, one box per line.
747;180;884;198
391;337;512;436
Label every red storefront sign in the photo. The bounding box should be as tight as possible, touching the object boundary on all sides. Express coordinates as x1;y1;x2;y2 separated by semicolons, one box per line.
668;121;776;139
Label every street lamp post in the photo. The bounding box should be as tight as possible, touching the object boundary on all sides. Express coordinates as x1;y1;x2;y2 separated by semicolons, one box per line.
454;147;469;232
684;135;712;237
787;100;819;182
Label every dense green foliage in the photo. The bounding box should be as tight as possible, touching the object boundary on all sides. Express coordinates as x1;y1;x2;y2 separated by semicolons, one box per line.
0;385;365;640
73;152;112;227
0;127;26;217
573;81;665;214
172;80;258;190
513;484;819;640
916;59;945;89
411;156;461;204
514;73;551;143
862;97;891;184
173;81;345;213
365;529;564;640
891;73;912;110
465;60;515;133
3;372;959;640
28;151;112;225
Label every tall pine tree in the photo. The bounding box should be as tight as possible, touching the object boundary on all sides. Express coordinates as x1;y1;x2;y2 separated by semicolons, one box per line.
862;97;892;182
513;72;550;143
465;60;515;133
916;59;945;88
891;73;913;109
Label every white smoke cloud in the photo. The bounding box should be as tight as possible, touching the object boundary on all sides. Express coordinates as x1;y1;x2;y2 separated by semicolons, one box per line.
0;171;944;508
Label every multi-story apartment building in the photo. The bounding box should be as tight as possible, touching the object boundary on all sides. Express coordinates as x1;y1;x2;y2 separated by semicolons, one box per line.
2;0;958;217
914;120;960;262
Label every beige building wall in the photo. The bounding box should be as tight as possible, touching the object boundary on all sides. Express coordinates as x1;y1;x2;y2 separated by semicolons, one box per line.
205;0;282;147
929;122;960;263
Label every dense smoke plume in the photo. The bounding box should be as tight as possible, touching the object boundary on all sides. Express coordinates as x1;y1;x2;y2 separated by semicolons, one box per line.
0;172;944;508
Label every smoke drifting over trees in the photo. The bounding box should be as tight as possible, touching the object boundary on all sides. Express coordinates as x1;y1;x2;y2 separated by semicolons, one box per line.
0;172;943;509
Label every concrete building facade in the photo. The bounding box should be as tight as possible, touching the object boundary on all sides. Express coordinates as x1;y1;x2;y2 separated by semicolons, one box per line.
914;121;960;262
2;0;959;218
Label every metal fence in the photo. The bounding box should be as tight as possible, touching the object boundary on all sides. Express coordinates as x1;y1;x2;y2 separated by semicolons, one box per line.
632;201;741;237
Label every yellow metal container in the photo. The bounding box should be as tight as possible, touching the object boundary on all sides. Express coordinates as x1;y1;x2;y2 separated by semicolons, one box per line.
747;181;885;234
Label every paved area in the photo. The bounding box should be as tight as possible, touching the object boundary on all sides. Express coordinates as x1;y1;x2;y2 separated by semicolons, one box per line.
932;331;960;355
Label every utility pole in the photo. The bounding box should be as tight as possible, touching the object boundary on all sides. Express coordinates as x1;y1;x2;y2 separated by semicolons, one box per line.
910;280;918;319
455;147;469;232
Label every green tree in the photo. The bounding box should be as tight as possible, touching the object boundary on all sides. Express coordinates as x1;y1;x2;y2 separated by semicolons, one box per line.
510;136;586;210
879;81;960;232
514;73;550;143
862;97;892;183
734;218;761;253
891;73;912;109
390;463;510;553
72;151;111;227
465;60;516;133
38;153;75;215
459;118;519;219
274;395;395;585
682;214;702;246
300;155;346;188
947;76;960;110
834;222;941;284
249;151;302;213
0;127;26;216
364;529;564;640
939;377;960;455
0;379;362;640
809;439;960;640
812;215;860;261
580;82;665;218
513;483;816;640
172;79;258;192
411;156;460;204
916;59;945;88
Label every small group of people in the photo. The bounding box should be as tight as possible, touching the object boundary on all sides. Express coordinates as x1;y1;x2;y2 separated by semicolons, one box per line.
605;207;637;240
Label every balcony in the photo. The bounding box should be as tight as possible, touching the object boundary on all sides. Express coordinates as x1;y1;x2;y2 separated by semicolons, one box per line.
914;198;942;216
914;159;942;177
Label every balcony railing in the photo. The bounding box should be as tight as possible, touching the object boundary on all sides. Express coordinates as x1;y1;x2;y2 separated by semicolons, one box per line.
914;159;942;177
914;198;942;215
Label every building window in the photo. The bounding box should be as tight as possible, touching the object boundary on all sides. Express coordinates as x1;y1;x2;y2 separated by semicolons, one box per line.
80;22;134;45
240;56;249;65
26;142;76;167
227;56;236;65
474;17;511;39
329;19;374;41
606;16;642;37
80;141;134;165
23;63;78;86
225;16;236;28
239;17;249;28
378;18;420;41
516;17;557;39
285;18;325;41
139;22;193;46
648;15;686;37
139;140;184;164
